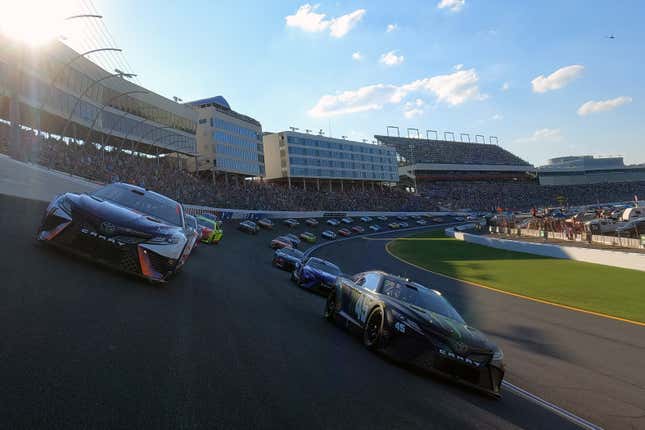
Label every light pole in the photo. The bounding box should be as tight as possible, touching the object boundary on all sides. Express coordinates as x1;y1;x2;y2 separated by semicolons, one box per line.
37;47;122;156
59;69;136;142
82;89;148;154
8;14;106;160
99;91;150;153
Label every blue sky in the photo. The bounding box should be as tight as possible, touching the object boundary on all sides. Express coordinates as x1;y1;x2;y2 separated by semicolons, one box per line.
91;0;644;165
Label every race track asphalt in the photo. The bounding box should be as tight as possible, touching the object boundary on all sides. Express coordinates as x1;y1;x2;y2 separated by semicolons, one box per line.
0;193;640;429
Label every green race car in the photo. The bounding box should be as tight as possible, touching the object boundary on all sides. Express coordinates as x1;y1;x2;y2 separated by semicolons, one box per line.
196;215;224;244
299;231;317;243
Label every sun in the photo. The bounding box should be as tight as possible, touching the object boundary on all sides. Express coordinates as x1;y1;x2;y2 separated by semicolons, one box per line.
0;0;78;46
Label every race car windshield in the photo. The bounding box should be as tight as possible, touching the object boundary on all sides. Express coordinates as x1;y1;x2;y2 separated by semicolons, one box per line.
197;218;214;228
92;184;183;227
307;259;341;275
381;279;464;323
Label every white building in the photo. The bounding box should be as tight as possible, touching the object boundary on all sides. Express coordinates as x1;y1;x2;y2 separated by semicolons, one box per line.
263;131;398;190
188;96;264;179
538;156;645;185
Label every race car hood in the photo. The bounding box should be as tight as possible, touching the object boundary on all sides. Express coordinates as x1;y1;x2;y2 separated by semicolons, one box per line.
68;193;180;237
390;300;495;353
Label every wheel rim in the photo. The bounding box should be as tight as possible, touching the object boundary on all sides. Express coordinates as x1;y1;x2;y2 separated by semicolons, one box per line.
365;310;382;345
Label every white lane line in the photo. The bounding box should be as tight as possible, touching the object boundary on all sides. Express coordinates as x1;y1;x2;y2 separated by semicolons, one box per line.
502;381;603;430
305;225;604;430
303;223;456;258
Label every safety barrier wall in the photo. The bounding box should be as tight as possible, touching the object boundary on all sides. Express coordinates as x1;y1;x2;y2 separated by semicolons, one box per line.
183;204;466;220
446;228;645;272
488;225;642;249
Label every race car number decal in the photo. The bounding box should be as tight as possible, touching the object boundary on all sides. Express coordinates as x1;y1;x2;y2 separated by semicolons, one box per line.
394;322;406;333
354;295;369;323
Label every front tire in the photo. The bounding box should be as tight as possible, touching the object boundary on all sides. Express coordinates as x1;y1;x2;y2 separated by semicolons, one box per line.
363;308;383;350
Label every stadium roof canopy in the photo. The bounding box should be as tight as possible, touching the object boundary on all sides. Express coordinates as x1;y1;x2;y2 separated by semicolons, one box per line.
186;96;231;110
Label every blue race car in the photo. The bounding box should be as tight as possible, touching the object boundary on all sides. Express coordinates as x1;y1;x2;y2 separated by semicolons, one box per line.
291;257;342;290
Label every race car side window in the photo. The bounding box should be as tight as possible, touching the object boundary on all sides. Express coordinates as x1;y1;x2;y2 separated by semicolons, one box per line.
362;273;381;291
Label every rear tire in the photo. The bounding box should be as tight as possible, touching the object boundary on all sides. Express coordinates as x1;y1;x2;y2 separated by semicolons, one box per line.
363;308;383;350
324;291;337;322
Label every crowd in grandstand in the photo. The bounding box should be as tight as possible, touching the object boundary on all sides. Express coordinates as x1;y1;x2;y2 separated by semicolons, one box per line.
419;180;645;211
2;123;644;212
375;135;531;166
10;129;433;212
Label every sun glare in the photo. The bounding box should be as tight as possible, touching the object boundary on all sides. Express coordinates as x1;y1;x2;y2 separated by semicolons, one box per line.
0;0;77;46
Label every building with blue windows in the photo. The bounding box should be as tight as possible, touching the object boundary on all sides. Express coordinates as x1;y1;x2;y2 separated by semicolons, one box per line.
263;131;398;189
188;96;264;179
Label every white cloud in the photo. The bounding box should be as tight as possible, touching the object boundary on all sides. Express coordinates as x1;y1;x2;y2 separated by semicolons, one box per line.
285;4;366;38
386;23;398;33
531;65;584;93
577;96;632;116
351;51;363;61
380;50;404;66
285;4;329;33
308;68;485;118
329;8;366;38
404;99;425;118
453;64;464;71
501;82;510;91
404;109;424;119
515;128;563;144
492;114;503;120
437;0;465;12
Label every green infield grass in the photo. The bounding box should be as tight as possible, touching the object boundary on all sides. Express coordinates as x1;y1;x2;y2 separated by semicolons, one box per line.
387;230;645;324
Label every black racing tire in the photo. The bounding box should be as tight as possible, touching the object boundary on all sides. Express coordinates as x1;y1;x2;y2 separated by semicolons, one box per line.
363;307;384;350
324;290;337;322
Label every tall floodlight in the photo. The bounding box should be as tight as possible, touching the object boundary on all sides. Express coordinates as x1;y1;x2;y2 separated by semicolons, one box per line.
460;133;470;143
386;126;400;137
100;91;151;154
489;136;499;145
407;128;420;139
444;131;455;142
475;134;485;144
407;141;418;193
426;130;438;140
60;70;136;140
83;90;150;151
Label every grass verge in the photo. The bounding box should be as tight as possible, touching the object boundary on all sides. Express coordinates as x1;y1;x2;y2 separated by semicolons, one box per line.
387;230;645;324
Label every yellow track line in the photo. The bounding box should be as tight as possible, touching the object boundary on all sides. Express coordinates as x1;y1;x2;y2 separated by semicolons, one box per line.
383;241;645;328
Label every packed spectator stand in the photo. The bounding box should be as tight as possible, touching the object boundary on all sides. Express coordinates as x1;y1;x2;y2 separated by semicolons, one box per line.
374;135;531;166
2;122;644;213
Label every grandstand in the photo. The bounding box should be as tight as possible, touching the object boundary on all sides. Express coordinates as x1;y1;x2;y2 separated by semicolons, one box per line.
0;33;197;164
374;135;535;183
538;155;645;185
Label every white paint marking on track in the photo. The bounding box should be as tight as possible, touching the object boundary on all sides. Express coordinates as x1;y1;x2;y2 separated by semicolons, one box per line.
305;223;604;430
502;381;603;430
303;223;457;258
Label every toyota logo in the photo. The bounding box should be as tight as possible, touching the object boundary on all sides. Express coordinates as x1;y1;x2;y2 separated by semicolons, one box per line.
101;222;116;234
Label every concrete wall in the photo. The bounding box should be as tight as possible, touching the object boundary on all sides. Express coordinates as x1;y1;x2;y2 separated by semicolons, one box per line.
262;133;283;180
185;204;465;220
446;227;645;272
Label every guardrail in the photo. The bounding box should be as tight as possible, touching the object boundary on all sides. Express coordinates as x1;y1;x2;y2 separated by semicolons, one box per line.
486;226;643;250
446;227;645;272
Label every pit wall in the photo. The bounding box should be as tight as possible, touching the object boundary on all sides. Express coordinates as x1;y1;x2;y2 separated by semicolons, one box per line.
445;227;645;272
